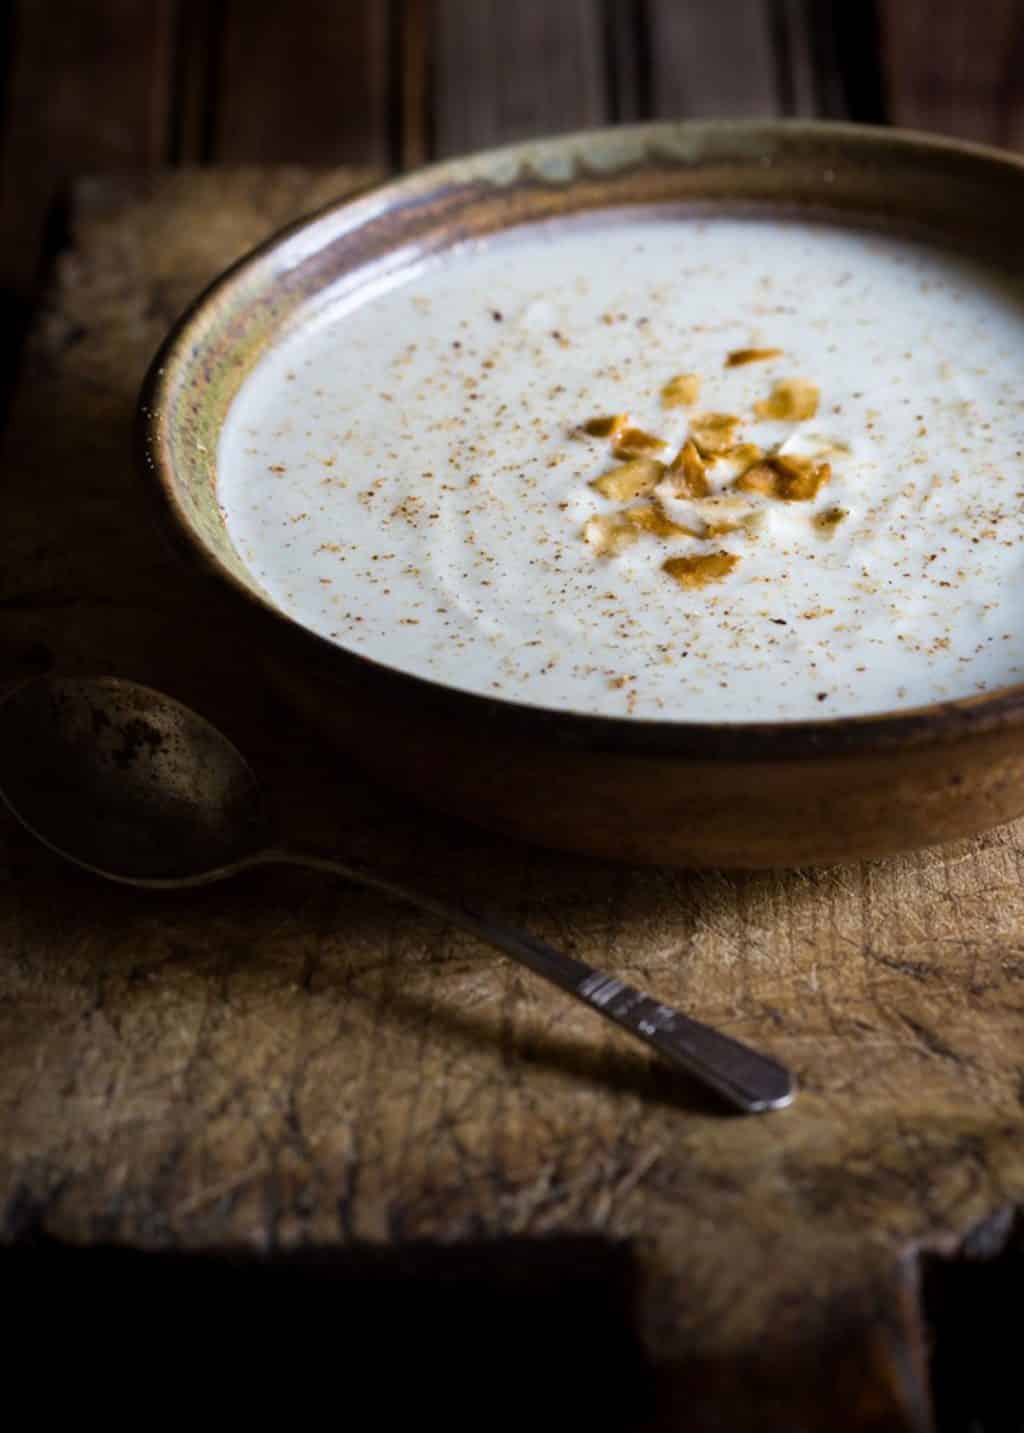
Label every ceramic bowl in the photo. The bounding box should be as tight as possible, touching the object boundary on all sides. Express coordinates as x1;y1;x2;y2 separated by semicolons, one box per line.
139;120;1024;867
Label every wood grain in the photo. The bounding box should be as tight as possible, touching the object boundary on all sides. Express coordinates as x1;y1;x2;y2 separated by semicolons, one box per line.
5;167;1024;1427
601;0;649;125
776;0;848;118
432;0;609;157
168;0;224;164
645;0;782;118
212;0;392;165
879;0;1024;146
398;0;431;169
0;0;176;301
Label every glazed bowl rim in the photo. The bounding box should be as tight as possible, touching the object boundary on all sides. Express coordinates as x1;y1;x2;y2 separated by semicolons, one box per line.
138;117;1024;761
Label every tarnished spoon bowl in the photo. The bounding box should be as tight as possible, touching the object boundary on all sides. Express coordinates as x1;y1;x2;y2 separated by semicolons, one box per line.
0;674;269;883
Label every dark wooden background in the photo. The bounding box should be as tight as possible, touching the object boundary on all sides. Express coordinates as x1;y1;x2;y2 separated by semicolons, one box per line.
1;0;1022;403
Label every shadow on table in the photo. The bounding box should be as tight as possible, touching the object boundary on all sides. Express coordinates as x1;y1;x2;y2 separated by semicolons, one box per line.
4;1234;654;1428
2;1230;946;1431
381;983;741;1117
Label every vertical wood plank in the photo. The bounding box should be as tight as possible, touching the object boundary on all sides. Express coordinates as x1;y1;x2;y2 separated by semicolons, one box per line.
776;0;859;118
0;0;177;300
0;1;14;122
831;1;887;124
170;0;225;164
399;0;431;169
644;0;783;118
879;0;1024;146
602;0;648;124
432;0;608;158
776;0;822;117
212;0;392;165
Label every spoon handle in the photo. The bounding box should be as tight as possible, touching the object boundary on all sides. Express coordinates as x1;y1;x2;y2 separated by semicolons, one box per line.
269;848;795;1114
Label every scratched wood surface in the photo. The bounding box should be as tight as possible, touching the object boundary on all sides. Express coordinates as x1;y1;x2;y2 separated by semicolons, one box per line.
3;164;1024;1430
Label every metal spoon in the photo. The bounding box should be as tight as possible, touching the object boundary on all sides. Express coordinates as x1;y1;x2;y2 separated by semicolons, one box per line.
0;676;795;1112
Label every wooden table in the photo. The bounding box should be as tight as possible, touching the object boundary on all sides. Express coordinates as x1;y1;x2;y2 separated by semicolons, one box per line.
4;5;1024;1430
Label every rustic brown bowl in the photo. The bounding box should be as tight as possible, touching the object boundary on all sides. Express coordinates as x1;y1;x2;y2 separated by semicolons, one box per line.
139;119;1024;868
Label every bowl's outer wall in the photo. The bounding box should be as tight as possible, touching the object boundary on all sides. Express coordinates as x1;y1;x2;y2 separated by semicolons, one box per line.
141;121;1024;866
266;646;1024;867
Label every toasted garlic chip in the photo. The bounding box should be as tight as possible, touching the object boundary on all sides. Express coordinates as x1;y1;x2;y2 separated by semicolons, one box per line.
721;442;764;470
663;551;740;589
665;438;710;498
725;347;783;367
661;373;701;407
705;515;756;536
734;454;830;502
689;413;742;456
583;515;640;557
624;502;699;539
773;454;831;501
591;457;665;501
754;378;820;421
580;413;629;439
734;462;778;496
581;412;630;438
814;505;849;533
691;495;760;537
612;427;668;459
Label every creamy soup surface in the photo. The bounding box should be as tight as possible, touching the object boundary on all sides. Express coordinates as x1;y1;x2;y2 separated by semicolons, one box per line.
218;213;1024;721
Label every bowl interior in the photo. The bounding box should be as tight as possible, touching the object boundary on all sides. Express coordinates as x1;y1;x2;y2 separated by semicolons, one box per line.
140;119;1024;750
